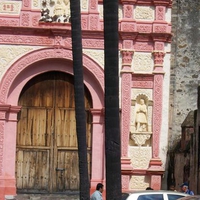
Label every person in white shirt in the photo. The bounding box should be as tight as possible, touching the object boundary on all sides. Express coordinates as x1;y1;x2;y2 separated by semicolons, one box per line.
90;183;104;200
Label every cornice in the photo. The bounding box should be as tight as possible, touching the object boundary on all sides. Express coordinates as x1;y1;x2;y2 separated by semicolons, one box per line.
119;0;172;7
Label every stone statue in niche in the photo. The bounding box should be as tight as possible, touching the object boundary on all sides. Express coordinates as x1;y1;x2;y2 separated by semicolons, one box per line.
39;0;71;23
135;98;148;132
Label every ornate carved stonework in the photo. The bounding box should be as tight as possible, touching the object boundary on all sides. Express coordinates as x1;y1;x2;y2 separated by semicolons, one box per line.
0;46;34;77
153;24;167;33
133;42;153;52
134;6;154;20
129;147;152;169
0;1;22;15
39;0;71;23
131;89;152;101
121;22;136;32
156;6;165;21
130;175;151;190
130;133;152;146
32;0;40;9
0;35;54;45
132;76;154;89
121;50;134;66
83;49;104;67
154;42;164;51
153;51;165;66
81;0;88;11
0;48;104;103
152;75;163;158
133;53;153;72
124;5;133;18
136;25;152;33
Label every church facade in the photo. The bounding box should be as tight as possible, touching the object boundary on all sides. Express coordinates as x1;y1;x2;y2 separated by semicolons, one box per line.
0;0;172;198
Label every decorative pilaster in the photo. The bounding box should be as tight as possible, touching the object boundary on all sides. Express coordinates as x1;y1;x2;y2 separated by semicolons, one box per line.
120;49;134;190
147;50;165;184
88;0;99;30
90;108;105;191
0;104;21;198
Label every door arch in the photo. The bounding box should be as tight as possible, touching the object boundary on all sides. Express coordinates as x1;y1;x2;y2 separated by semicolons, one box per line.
16;71;92;193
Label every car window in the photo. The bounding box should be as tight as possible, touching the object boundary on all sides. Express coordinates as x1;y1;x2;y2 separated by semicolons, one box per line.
138;194;164;200
122;193;129;200
167;194;187;200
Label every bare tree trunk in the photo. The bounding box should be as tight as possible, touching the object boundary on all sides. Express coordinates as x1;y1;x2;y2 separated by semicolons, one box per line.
70;1;90;199
104;0;122;199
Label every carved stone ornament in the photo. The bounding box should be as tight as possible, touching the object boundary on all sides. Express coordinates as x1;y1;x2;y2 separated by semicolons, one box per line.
130;132;152;146
39;0;71;23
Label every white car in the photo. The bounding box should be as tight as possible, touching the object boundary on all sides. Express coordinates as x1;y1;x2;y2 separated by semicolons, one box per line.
125;190;190;200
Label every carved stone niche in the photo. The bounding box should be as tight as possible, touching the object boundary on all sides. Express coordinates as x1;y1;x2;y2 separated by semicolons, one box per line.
130;94;152;146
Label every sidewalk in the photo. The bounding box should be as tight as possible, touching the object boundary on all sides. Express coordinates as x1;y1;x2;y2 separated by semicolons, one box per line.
10;194;79;200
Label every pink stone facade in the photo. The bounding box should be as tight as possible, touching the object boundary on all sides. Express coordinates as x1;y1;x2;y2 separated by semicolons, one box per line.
0;0;172;199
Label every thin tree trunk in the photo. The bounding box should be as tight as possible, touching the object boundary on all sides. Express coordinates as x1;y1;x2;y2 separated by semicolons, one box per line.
104;0;122;199
70;1;90;199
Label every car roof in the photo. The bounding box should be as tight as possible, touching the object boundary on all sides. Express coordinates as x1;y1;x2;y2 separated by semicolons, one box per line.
124;190;190;196
178;196;200;200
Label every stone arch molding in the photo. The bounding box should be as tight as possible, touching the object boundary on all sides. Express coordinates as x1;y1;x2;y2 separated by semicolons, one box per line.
0;47;104;108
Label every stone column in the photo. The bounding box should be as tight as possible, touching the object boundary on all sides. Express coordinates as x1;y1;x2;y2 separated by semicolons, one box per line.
120;49;134;190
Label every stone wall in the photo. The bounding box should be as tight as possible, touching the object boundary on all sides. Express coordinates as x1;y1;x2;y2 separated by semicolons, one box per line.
169;0;200;149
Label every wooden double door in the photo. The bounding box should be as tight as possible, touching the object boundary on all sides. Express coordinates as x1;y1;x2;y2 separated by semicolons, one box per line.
16;71;92;193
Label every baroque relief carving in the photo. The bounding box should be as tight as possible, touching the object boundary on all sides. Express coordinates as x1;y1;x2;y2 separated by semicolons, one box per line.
153;51;165;66
81;0;88;11
133;53;153;72
152;75;163;158
133;42;153;52
124;5;133;18
121;73;131;157
32;0;40;9
0;46;34;77
130;175;151;190
136;25;152;33
129;147;152;169
132;76;154;89
21;12;30;26
134;6;154;20
83;49;104;68
121;50;134;65
130;90;153;141
0;1;22;15
0;48;104;103
39;0;71;23
156;6;165;21
0;35;54;46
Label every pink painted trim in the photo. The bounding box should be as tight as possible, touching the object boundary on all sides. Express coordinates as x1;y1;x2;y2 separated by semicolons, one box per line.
0;48;104;108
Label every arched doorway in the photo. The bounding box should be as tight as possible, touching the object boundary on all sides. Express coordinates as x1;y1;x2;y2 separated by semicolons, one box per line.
16;71;92;193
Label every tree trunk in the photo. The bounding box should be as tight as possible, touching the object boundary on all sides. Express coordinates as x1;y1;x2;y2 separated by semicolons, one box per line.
104;0;122;199
70;1;90;199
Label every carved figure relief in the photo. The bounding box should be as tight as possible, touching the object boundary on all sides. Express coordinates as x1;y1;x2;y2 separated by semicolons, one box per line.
130;93;153;146
39;0;71;23
135;98;148;132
